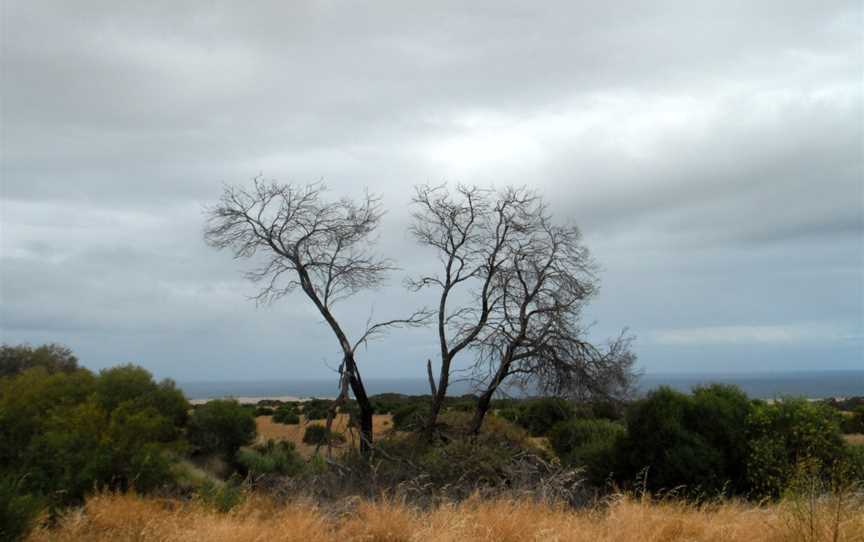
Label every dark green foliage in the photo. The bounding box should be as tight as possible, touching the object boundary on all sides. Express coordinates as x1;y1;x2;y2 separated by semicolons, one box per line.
188;399;257;459
549;418;625;485
0;475;44;542
302;398;332;420
612;385;753;496
840;406;864;434
370;393;425;414
339;400;360;421
521;398;574;436
236;440;305;477
844;444;864;482
392;402;430;431
495;407;523;425
746;397;846;498
0;363;184;507
302;425;345;446
254;406;275;417
0;343;78;377
94;365;189;429
272;405;300;424
587;399;625;421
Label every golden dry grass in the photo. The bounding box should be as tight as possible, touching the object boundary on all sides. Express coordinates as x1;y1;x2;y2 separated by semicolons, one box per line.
844;434;864;446
28;491;864;542
256;414;394;457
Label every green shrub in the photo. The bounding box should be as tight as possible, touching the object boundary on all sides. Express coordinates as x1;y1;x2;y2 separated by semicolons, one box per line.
197;477;245;513
612;385;752;496
843;444;864;482
302;399;332;420
94;365;189;429
746;397;846;498
549;418;624;458
392;402;430;431
302;425;345;446
549;418;624;486
521;398;574;436
188;399;257;459
0;475;44;542
272;405;300;424
254;406;275;417
0;362;182;506
840;407;864;434
236;440;305;477
495;407;523;425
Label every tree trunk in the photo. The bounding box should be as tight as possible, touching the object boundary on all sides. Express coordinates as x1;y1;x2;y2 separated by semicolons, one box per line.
345;355;374;455
469;386;495;434
469;355;511;435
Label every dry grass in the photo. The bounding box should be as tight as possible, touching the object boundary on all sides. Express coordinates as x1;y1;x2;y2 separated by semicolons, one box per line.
844;434;864;446
28;491;864;542
256;414;394;457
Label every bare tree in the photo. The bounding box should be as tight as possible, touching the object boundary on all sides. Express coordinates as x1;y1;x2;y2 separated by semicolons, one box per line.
408;184;539;435
467;206;637;434
205;177;428;454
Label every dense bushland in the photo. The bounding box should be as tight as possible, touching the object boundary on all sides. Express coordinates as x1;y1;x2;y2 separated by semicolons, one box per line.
3;343;863;541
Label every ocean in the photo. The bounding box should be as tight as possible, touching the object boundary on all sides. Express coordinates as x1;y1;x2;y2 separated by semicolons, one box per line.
179;370;864;401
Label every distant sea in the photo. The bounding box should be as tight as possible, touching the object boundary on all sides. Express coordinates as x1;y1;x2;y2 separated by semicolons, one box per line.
180;370;864;401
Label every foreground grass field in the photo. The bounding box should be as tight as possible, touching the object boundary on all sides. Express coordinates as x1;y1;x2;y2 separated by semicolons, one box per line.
27;491;864;542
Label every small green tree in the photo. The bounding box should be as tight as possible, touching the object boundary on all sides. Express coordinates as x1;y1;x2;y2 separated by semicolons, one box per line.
746;398;846;498
612;386;752;496
188;399;257;459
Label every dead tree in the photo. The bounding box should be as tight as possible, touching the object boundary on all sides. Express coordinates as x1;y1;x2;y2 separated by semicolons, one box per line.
205;178;428;454
468;207;637;434
408;184;540;436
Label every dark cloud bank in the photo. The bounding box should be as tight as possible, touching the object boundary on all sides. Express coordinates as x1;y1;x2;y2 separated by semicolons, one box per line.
1;1;861;381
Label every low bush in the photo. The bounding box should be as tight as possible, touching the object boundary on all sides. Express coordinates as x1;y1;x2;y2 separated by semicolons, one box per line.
254;406;275;417
196;476;245;513
236;440;305;477
303;425;345;446
272;405;300;424
549;418;625;486
392;402;430;431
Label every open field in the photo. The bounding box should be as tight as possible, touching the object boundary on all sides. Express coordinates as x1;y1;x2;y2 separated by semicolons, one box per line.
255;414;394;457
28;491;864;542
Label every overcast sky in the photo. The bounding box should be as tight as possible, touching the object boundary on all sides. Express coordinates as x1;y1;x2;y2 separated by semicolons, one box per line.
1;1;861;383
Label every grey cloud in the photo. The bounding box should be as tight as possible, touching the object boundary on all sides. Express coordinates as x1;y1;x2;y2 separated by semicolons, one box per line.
1;0;861;378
